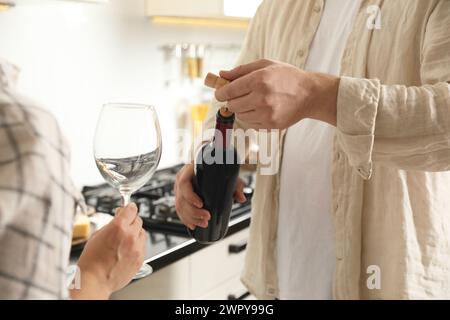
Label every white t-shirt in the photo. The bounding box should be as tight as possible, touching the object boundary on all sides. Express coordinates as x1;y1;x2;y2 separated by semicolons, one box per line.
277;0;361;300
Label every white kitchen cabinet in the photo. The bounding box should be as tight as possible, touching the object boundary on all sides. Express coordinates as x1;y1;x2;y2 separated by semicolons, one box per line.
146;0;261;24
1;0;107;11
7;0;108;6
147;0;224;19
110;256;191;300
111;228;250;300
190;228;248;298
0;0;107;13
200;275;251;300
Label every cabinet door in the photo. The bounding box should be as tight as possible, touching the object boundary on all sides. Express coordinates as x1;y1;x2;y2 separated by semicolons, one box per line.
146;0;223;18
110;256;191;300
223;0;262;18
200;274;254;300
190;228;249;299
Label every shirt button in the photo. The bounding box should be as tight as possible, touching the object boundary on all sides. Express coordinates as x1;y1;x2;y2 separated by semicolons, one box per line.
298;49;305;57
314;4;322;13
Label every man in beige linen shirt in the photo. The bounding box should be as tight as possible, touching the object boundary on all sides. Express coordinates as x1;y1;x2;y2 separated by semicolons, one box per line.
175;0;450;299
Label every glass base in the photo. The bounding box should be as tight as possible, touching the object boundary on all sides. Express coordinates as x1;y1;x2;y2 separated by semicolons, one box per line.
133;263;153;280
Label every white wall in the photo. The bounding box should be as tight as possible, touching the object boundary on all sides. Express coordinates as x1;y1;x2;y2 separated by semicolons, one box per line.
0;0;246;187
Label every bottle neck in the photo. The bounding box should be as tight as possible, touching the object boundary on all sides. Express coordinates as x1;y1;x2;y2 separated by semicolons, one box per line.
213;111;234;149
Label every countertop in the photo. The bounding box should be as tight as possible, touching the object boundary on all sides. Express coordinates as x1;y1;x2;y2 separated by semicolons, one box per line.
70;212;251;277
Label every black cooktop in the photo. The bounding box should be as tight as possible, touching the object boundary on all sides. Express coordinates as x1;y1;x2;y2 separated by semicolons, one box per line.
82;164;254;237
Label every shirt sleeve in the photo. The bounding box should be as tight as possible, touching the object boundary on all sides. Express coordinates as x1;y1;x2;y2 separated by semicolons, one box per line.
336;1;450;178
0;90;77;299
0;102;40;228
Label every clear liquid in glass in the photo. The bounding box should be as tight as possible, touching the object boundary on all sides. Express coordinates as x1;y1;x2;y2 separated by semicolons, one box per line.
95;150;160;194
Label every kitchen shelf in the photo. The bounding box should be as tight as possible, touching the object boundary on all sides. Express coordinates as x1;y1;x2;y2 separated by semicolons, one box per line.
151;16;249;29
146;0;261;29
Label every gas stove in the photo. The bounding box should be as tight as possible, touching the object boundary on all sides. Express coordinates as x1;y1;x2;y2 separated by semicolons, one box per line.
82;164;254;237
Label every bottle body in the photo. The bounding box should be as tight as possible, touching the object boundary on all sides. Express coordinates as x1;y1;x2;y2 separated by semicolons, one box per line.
189;110;240;244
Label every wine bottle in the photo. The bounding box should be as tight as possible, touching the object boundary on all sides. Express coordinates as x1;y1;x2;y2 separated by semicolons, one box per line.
189;73;240;244
191;109;240;243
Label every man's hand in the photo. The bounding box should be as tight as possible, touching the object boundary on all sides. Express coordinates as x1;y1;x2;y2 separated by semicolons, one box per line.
174;164;246;230
215;59;340;129
70;203;146;300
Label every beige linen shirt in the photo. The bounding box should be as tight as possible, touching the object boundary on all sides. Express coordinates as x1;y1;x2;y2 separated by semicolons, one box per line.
0;60;79;299
203;0;450;299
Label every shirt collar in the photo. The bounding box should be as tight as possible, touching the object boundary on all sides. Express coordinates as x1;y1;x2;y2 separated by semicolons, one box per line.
0;59;20;90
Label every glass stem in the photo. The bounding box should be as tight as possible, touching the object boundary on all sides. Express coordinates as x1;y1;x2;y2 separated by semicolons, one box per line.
121;192;132;207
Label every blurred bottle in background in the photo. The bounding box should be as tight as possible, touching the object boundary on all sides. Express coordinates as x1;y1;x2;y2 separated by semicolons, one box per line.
161;43;241;163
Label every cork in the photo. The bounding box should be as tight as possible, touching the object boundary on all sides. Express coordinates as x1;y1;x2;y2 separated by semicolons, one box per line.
204;72;233;118
204;72;230;89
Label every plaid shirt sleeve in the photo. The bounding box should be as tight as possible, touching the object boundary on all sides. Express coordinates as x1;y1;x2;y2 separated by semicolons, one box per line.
0;62;80;299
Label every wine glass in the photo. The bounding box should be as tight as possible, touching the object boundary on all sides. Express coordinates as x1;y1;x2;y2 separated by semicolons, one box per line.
94;103;162;279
